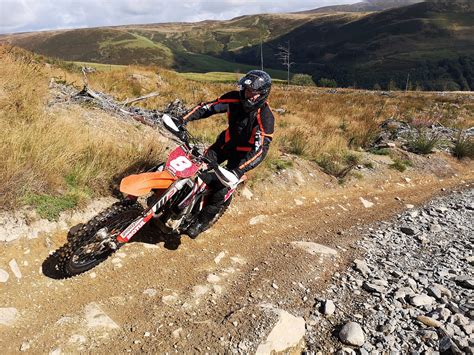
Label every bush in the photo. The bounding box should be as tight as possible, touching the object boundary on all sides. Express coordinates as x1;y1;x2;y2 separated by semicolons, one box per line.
369;147;391;155
316;152;360;179
282;129;307;156
266;157;293;172
363;161;374;169
406;129;439;154
452;133;474;159
390;158;412;172
291;74;315;86
318;78;337;88
388;79;399;91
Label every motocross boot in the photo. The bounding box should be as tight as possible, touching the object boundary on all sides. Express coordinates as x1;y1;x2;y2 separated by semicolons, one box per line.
185;210;216;239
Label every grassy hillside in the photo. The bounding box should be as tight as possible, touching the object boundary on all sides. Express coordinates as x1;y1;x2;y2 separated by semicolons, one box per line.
0;13;311;80
1;45;472;216
234;1;474;90
1;2;473;90
297;0;423;13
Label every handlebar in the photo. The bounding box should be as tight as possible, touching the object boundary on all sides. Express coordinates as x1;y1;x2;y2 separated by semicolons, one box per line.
162;113;209;161
162;114;240;189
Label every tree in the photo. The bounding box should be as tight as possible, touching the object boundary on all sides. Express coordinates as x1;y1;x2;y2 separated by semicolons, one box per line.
388;79;399;91
276;41;294;86
319;78;337;88
291;74;315;86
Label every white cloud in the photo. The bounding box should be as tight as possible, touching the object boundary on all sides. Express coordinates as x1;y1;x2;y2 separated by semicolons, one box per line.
0;0;361;34
0;0;35;30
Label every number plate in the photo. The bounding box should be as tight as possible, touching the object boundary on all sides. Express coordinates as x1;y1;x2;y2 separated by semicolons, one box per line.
165;147;200;178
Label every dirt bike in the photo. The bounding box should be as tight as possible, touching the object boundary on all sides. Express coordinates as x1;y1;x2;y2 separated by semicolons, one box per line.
54;114;243;278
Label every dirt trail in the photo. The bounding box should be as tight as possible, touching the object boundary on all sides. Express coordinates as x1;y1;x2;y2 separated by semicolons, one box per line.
0;163;473;353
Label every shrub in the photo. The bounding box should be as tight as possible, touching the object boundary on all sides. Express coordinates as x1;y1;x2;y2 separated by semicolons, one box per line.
291;74;315;86
390;158;412;172
369;147;391;155
316;154;341;176
406;129;440;154
388;79;399;91
318;78;337;88
267;157;293;172
282;129;308;156
316;152;360;179
452;133;474;159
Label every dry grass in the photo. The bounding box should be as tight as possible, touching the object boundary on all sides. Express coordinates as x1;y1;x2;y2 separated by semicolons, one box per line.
1;45;472;213
0;46;165;210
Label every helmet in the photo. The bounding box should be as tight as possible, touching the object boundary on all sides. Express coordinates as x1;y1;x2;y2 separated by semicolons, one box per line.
238;70;272;112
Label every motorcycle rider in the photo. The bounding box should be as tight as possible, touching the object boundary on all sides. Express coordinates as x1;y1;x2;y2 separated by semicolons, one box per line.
178;70;275;238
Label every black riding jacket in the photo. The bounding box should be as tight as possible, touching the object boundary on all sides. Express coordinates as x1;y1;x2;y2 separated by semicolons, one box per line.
183;91;275;176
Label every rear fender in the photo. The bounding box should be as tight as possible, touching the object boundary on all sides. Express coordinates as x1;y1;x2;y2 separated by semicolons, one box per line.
120;170;177;197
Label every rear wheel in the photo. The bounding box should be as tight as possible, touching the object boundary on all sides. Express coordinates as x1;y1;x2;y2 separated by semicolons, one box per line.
56;200;144;277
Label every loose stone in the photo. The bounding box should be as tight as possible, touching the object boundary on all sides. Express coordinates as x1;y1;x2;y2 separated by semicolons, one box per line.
339;322;365;347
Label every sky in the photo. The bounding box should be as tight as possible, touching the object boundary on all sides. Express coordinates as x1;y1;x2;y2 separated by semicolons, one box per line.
0;0;362;34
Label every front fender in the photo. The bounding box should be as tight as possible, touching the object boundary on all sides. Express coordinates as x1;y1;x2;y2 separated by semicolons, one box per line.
120;171;177;197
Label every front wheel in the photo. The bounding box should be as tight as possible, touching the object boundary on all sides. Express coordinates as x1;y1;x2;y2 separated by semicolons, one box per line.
56;200;144;277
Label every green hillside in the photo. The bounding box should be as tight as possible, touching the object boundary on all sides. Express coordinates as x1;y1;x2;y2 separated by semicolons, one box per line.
233;1;474;90
298;0;423;13
1;14;309;80
1;1;473;90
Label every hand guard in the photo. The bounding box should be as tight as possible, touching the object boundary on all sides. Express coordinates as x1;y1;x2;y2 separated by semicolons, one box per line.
215;166;240;189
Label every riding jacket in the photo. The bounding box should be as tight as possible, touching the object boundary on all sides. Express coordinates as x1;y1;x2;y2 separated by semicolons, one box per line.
183;91;275;177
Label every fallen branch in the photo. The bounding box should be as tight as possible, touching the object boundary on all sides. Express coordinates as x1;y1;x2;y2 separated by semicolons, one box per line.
50;80;193;146
121;92;160;106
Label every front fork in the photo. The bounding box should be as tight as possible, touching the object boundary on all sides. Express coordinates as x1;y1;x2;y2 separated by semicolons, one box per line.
116;180;188;243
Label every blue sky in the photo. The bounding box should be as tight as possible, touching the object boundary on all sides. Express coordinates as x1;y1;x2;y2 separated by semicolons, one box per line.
0;0;360;34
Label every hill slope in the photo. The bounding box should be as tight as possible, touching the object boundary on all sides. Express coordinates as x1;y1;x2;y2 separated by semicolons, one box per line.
297;0;424;13
0;13;319;79
234;0;474;90
1;1;473;90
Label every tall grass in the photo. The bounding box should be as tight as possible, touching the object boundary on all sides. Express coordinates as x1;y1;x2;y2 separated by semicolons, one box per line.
452;132;474;160
406;129;440;154
0;46;165;210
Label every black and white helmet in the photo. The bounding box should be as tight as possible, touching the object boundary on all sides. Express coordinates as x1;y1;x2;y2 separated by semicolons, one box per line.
238;70;272;112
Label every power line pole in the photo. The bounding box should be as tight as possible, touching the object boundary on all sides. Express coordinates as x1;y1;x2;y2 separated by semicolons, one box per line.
260;40;264;70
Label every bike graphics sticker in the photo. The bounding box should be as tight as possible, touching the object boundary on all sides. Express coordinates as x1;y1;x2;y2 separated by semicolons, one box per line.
117;212;153;243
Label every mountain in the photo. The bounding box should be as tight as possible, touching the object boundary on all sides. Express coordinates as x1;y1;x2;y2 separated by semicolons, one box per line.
233;0;474;90
0;13;326;79
297;0;424;13
1;0;473;90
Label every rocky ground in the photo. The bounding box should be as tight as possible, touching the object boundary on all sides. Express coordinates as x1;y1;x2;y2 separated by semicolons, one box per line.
0;95;472;353
307;188;474;353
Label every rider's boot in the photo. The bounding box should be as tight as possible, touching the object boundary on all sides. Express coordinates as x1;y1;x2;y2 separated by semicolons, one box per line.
186;210;216;239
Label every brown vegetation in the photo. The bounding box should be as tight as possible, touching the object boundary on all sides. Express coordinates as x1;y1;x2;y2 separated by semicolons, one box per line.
1;45;472;212
0;46;165;209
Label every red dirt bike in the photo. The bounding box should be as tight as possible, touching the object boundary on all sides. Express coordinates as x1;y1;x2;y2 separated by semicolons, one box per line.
54;114;243;277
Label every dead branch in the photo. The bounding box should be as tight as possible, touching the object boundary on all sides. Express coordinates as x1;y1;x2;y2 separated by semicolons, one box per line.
81;67;89;87
121;92;160;106
49;78;196;147
74;86;162;129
